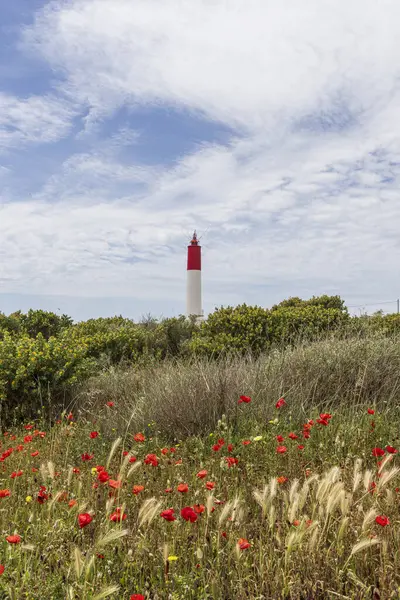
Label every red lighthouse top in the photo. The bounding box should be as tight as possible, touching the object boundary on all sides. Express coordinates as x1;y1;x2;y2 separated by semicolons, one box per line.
187;231;201;270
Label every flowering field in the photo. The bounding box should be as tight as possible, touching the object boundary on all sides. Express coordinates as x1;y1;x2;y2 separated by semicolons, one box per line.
0;396;399;599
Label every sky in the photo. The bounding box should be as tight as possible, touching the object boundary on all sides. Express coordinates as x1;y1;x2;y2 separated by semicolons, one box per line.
1;0;400;322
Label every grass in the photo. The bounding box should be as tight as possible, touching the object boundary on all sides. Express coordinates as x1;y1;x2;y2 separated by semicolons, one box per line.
0;399;400;598
78;333;400;438
1;335;400;598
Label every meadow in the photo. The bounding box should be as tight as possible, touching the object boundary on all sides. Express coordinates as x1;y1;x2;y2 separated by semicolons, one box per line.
1;333;400;599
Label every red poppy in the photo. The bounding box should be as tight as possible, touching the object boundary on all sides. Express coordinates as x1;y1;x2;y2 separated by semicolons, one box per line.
288;433;298;440
292;520;300;526
368;408;375;415
238;395;251;404
10;470;23;478
37;486;49;504
276;435;284;443
372;447;385;457
109;479;122;489
68;499;78;508
73;467;80;474
170;447;176;453
31;451;39;457
386;445;397;454
6;535;21;544
90;431;99;439
67;413;74;421
193;503;205;514
160;508;176;521
0;565;4;575
175;458;182;465
181;506;198;522
375;515;390;527
134;433;145;443
368;481;377;494
205;481;215;490
0;490;11;498
227;443;234;453
106;401;114;407
144;454;158;467
320;413;332;420
212;444;222;452
297;445;305;450
132;485;144;495
242;440;251;446
78;513;93;528
276;397;286;409
238;538;251;550
316;418;329;426
161;448;169;455
130;595;145;600
129;456;137;463
276;476;287;484
165;487;173;493
221;531;227;538
196;469;208;479
110;507;127;522
81;453;94;461
24;424;33;430
177;483;189;493
225;457;238;467
16;445;24;452
98;471;110;483
276;446;287;454
23;435;33;444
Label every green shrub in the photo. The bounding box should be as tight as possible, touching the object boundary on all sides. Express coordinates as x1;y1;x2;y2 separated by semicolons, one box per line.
0;332;97;423
0;309;73;340
271;294;348;312
190;303;349;356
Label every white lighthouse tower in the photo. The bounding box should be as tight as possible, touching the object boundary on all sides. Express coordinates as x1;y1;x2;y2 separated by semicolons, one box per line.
186;231;203;320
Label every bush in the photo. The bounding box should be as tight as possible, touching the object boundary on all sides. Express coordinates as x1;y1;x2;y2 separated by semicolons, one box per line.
0;332;97;425
190;303;349;356
271;294;348;312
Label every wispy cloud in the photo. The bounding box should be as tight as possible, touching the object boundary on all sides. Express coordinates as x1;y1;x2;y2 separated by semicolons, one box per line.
0;92;78;152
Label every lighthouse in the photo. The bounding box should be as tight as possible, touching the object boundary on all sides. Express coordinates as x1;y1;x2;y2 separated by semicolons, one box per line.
186;231;203;320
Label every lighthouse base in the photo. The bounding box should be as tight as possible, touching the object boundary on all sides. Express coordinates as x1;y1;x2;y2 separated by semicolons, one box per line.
186;269;203;320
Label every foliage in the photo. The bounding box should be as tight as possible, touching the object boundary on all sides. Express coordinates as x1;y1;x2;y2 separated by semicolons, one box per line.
0;309;73;340
0;296;400;424
190;303;349;356
0;332;97;424
271;293;348;313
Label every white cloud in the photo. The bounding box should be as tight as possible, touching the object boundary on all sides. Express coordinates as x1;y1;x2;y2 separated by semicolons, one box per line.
0;92;77;152
24;0;400;133
0;0;399;317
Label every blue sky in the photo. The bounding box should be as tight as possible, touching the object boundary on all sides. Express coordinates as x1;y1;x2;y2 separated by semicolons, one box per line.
1;0;400;322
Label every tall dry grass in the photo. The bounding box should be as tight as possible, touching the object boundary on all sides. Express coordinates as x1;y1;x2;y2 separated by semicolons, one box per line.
77;334;400;439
